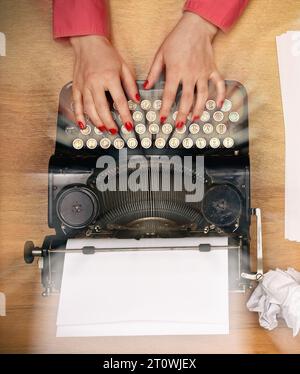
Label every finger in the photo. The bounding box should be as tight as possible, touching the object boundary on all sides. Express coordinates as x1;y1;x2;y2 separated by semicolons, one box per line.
175;81;195;128
144;50;164;89
82;89;105;132
159;71;179;124
91;86;119;134
210;71;225;108
121;64;140;103
109;79;134;132
72;87;86;129
192;80;209;120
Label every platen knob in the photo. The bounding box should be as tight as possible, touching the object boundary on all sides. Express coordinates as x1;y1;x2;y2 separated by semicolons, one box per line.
23;241;35;264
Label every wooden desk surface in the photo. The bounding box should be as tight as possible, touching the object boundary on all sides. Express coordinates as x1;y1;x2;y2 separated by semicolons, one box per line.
0;0;300;353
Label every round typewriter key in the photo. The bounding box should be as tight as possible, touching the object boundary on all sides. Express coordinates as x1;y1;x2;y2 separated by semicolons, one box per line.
175;125;187;134
209;137;221;148
182;137;193;149
155;137;166;149
196;138;207;149
229;112;240;123
99;138;111;149
65;126;78;135
223;137;235;148
141;99;151;110
128;100;137;111
162;123;173;135
206;100;216;111
216;123;227;135
94;127;103;135
146;110;156;122
133;110;143;122
221;99;232;112
113;138;125;149
172;111;178;121
56;186;99;229
135;123;146;135
149;123;159;134
213;111;224;122
141;137;152;149
203;123;214;134
169;137;180;148
72;138;84;150
80;124;92;136
86;138;97;149
153;99;162;110
127;137;138;149
200;111;210;122
189;123;200;135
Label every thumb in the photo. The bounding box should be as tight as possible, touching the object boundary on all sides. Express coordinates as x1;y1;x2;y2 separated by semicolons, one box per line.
144;50;164;89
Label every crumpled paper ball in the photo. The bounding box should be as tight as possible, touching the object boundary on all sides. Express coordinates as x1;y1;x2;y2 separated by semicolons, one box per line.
247;268;300;336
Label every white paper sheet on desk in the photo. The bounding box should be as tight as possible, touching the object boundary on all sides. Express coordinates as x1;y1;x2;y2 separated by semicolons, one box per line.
56;237;229;337
276;32;300;242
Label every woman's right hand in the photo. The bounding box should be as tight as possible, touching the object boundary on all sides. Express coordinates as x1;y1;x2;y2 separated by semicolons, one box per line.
70;35;139;134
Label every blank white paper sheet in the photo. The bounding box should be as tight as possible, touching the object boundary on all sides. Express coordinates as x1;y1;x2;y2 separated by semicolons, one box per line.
276;31;300;242
56;237;229;337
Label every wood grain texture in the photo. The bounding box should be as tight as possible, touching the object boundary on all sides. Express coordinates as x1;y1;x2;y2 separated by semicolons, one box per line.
0;0;300;353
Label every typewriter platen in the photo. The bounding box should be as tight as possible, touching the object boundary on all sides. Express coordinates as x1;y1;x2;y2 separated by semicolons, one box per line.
24;80;263;294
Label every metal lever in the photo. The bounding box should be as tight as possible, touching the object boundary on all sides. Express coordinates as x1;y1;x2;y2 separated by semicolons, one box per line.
241;208;264;281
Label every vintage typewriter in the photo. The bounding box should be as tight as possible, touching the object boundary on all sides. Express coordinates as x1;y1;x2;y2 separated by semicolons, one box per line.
24;80;263;295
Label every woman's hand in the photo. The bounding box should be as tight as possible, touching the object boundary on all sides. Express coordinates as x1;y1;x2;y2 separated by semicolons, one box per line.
71;35;139;133
145;12;225;127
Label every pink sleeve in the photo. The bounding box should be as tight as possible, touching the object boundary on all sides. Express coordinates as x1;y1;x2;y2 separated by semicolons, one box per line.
53;0;109;39
184;0;249;32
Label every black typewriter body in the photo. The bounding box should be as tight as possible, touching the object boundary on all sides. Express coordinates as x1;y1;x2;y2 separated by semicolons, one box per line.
25;80;263;294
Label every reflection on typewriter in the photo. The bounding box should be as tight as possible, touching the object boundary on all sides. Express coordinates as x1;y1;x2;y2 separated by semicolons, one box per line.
24;80;263;295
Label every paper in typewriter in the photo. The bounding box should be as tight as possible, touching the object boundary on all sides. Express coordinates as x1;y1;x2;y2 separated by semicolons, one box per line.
276;32;300;242
57;237;229;337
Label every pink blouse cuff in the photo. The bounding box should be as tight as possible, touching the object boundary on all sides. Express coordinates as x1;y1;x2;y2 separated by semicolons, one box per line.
184;0;249;32
53;0;109;39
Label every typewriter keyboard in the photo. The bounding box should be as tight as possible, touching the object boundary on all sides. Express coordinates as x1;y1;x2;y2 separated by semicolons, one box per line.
60;81;247;152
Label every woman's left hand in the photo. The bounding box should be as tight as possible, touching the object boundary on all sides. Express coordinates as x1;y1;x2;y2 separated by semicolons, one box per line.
145;12;225;127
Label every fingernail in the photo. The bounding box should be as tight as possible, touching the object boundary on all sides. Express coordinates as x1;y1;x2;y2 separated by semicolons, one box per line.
143;80;149;89
135;93;141;102
193;115;200;121
125;122;133;131
77;121;86;130
160;116;167;124
176;121;184;129
98;125;106;132
109;128;118;135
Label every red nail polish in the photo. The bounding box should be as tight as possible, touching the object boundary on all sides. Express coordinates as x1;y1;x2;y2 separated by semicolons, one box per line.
160;116;167;124
135;93;141;102
98;125;106;132
193;115;200;121
77;121;86;130
219;100;224;109
143;80;149;89
109;128;118;135
176;121;184;129
125;122;133;131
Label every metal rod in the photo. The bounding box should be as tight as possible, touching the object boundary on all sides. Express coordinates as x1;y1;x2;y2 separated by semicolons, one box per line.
241;208;264;281
48;245;240;253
